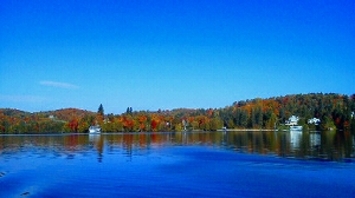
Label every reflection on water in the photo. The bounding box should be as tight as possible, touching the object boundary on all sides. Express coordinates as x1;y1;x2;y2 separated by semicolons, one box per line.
1;131;355;197
290;131;302;150
89;134;104;162
310;132;321;147
0;131;354;162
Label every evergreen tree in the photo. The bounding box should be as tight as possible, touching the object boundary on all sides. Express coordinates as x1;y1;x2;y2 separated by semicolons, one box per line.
98;104;104;116
126;107;133;114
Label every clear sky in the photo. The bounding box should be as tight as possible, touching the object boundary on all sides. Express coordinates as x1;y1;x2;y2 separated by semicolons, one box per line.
1;0;354;114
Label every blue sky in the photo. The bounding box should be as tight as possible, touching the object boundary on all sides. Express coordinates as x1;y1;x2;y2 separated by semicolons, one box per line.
1;0;354;113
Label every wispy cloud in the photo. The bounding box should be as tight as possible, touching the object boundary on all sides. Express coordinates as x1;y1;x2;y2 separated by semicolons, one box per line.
40;81;79;89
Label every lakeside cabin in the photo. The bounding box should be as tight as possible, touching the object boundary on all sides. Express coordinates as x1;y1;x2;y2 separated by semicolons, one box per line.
285;115;303;131
308;117;321;125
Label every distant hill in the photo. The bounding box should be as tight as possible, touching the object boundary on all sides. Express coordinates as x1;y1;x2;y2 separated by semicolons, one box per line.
0;107;96;122
0;108;31;117
40;108;96;121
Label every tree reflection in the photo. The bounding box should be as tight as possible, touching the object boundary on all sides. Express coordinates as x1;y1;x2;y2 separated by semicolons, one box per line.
0;131;354;162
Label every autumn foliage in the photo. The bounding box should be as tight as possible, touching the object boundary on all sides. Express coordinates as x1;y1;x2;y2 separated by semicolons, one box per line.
1;93;355;133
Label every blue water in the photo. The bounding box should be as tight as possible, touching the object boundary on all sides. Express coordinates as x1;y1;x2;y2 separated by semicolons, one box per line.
1;133;355;197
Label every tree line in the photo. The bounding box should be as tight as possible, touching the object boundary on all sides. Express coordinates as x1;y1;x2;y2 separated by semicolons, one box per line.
1;93;355;133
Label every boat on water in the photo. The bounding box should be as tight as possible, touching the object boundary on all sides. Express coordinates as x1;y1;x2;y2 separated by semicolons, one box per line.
89;125;101;133
285;115;303;131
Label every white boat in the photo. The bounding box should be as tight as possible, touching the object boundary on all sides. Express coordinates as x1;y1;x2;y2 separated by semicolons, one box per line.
89;125;101;133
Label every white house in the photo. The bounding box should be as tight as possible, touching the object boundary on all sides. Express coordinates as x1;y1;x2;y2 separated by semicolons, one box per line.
308;118;321;125
285;115;299;126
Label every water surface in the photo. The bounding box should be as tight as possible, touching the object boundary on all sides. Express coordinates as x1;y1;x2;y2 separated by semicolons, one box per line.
1;131;355;197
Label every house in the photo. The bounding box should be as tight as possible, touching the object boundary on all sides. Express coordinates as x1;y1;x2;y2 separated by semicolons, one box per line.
285;115;299;126
308;117;321;125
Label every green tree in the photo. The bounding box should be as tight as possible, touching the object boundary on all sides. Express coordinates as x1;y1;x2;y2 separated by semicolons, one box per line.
126;107;133;114
209;117;223;131
239;109;248;128
98;104;104;117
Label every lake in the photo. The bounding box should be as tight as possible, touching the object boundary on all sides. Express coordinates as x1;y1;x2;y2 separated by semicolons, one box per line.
1;131;355;197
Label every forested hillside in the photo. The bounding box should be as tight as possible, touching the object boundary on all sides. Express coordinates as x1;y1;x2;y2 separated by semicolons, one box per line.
1;93;354;133
0;108;96;133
